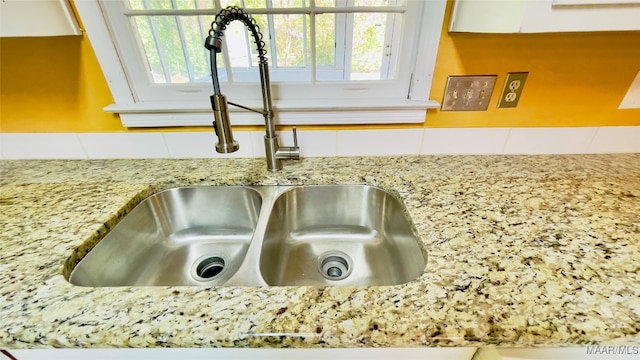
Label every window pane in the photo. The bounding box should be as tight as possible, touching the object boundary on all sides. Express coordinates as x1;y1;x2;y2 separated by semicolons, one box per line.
316;14;335;67
126;1;402;84
127;0;145;10
197;0;216;9
133;14;222;84
273;14;307;68
156;16;190;82
351;12;386;80
315;0;335;7
134;17;166;82
220;0;244;7
247;14;272;66
179;16;210;81
131;15;191;83
222;14;272;82
173;0;198;9
141;0;173;10
225;20;253;68
220;0;272;8
353;0;403;6
234;0;266;8
221;0;304;8
272;0;306;8
127;0;217;11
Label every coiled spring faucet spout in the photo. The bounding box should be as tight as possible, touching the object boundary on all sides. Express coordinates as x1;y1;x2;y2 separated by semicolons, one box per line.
205;6;300;172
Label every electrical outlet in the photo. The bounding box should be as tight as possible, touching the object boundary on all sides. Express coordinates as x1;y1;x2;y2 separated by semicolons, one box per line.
498;72;528;108
441;75;497;111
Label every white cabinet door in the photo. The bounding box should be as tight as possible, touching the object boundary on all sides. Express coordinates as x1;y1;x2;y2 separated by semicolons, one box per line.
450;0;640;33
0;0;81;37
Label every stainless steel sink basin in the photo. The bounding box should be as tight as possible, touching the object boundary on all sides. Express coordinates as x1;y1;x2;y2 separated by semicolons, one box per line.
259;186;426;286
68;185;426;287
69;186;262;286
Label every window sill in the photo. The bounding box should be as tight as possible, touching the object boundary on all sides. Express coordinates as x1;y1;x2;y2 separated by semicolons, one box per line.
105;98;439;127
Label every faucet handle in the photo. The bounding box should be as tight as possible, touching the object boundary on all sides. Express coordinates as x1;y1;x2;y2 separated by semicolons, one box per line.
288;127;300;160
274;127;300;162
292;127;298;148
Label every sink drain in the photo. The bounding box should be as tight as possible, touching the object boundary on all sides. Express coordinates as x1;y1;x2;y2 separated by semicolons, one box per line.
193;256;226;281
318;252;353;281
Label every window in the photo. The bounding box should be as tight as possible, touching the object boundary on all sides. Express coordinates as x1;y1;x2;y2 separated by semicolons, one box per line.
76;0;445;127
126;0;403;83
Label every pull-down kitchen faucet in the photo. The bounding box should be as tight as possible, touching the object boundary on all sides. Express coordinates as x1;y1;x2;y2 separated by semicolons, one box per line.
205;6;300;172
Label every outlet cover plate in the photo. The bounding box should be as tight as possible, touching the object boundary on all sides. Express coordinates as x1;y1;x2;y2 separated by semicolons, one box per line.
441;75;497;111
498;72;529;108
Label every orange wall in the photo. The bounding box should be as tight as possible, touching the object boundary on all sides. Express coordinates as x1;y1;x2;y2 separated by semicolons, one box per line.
1;1;639;133
0;35;124;132
427;3;640;127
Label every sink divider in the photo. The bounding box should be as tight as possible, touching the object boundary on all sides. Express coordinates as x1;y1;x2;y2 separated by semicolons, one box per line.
224;185;292;286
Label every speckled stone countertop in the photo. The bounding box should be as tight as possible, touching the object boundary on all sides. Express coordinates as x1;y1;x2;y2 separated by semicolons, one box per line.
0;155;639;349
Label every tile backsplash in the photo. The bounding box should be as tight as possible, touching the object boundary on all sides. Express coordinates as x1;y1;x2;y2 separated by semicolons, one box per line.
1;127;639;160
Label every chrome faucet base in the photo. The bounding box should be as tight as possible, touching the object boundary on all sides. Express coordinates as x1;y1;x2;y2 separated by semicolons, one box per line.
266;131;302;171
215;141;239;154
264;136;282;172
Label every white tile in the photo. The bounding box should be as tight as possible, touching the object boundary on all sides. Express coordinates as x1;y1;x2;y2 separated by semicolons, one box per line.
78;133;170;159
588;126;640;153
250;131;267;157
0;133;86;159
248;129;335;158
279;129;337;157
163;131;254;158
421;128;510;154
503;127;597;154
337;129;424;156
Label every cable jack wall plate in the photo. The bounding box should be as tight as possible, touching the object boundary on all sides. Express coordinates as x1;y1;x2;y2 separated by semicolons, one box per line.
498;72;528;108
441;75;497;111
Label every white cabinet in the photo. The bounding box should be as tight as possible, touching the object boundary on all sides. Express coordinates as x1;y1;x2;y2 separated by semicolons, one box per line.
450;0;640;33
0;0;81;37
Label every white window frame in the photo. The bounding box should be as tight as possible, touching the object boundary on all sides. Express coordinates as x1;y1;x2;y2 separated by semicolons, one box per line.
74;0;445;127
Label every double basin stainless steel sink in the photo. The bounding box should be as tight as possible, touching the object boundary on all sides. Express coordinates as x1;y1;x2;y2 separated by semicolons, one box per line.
69;185;426;287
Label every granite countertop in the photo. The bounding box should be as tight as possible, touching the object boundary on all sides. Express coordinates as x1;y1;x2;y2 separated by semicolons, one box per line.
0;155;638;349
